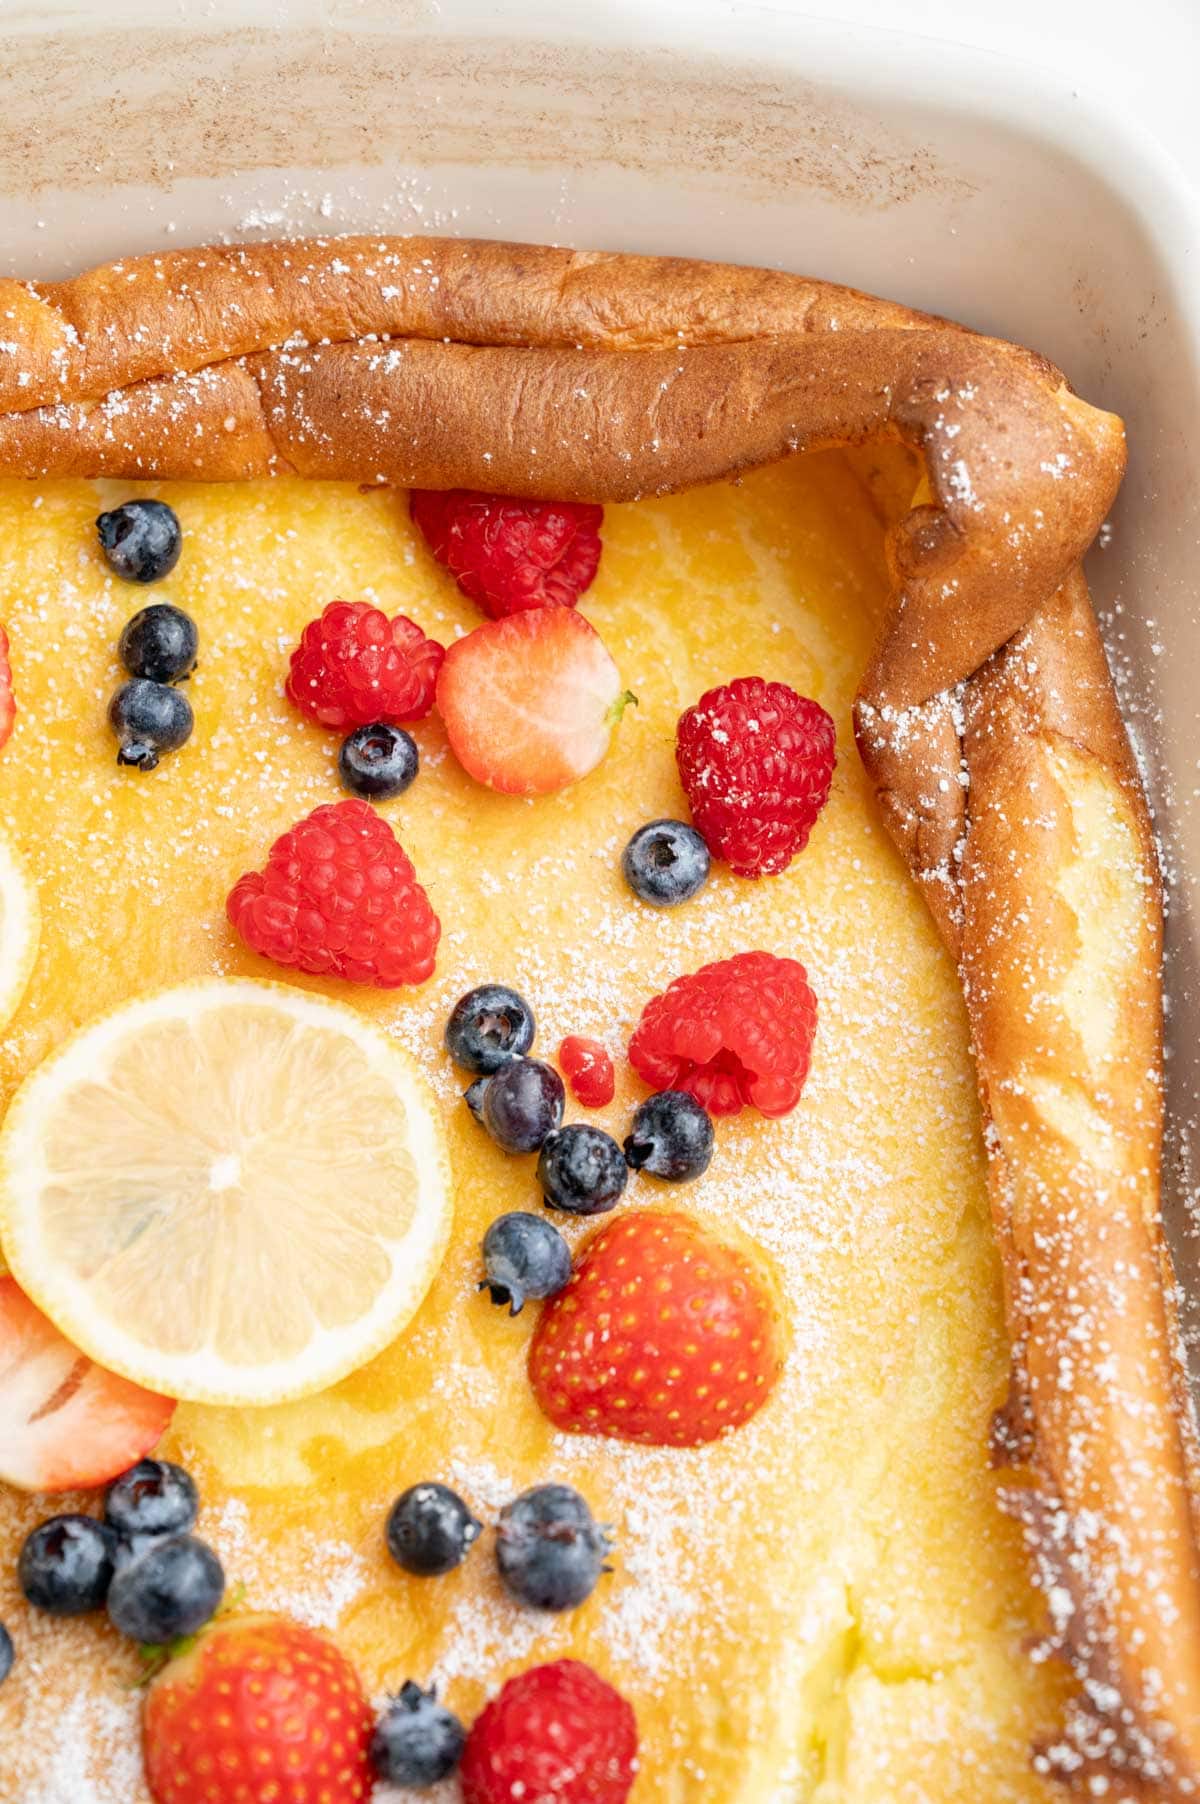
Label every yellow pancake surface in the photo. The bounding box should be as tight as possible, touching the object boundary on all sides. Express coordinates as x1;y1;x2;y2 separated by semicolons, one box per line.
0;452;1068;1803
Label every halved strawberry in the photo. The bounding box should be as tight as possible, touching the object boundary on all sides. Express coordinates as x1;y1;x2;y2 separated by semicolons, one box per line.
0;1275;175;1493
435;609;632;796
0;626;16;754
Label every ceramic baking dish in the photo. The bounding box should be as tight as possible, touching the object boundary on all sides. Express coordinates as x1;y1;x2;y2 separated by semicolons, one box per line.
2;0;1198;1301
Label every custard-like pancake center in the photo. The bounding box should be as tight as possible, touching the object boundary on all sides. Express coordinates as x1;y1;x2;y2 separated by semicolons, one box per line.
0;450;1067;1802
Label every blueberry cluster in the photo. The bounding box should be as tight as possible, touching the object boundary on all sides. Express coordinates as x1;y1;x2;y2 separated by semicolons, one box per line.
386;1478;611;1609
16;1457;224;1650
100;501;198;773
445;983;716;1315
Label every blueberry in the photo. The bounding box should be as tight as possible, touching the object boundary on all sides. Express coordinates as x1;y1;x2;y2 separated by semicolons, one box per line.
104;1460;199;1544
0;1624;12;1686
624;1089;715;1182
622;819;710;907
118;603;198;684
464;1077;490;1124
496;1484;612;1612
338;723;419;801
96;499;182;584
106;1534;225;1644
386;1483;482;1578
370;1680;466;1788
445;984;536;1076
537;1125;628;1217
18;1515;118;1616
108;678;193;771
480;1058;564;1154
481;1211;572;1314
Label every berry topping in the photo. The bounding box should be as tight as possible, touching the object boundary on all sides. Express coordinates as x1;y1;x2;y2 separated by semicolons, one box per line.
0;625;16;755
628;950;817;1117
286;600;443;730
0;1623;11;1686
105;1459;199;1544
108;678;193;771
19;1514;118;1616
676;677;836;877
118;603;198;685
107;1534;225;1644
623;1090;715;1182
558;1035;615;1108
410;488;603;620
227;798;440;987
537;1125;628;1217
142;1614;375;1804
529;1209;785;1448
479;1057;565;1154
385;1482;482;1578
436;608;632;796
621;818;710;907
338;721;419;800
496;1485;613;1613
96;499;183;584
0;1276;174;1494
371;1681;466;1788
481;1211;572;1315
445;983;536;1075
460;1659;637;1804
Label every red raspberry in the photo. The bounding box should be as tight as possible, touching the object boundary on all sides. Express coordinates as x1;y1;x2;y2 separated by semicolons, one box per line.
285;600;443;730
628;950;817;1118
0;626;15;753
410;489;603;620
227;799;440;988
676;677;836;877
558;1035;615;1108
460;1660;637;1804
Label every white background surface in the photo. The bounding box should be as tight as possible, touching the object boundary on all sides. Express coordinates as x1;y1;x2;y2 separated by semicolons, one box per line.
697;0;1200;189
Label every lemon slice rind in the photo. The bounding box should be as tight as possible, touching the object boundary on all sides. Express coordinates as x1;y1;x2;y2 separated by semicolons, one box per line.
0;978;451;1407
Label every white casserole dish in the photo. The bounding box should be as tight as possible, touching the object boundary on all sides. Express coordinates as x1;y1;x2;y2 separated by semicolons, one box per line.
1;0;1197;1294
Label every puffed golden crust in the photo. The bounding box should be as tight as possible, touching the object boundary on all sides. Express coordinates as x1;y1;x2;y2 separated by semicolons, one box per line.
0;234;1190;1795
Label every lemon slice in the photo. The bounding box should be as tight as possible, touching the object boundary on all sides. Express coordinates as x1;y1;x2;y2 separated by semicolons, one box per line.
0;830;38;1034
0;979;451;1406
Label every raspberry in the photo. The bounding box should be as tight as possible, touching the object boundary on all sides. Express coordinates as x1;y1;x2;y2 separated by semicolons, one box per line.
558;1036;615;1108
410;489;603;620
676;677;836;878
0;625;15;754
460;1660;637;1804
285;601;443;730
628;950;817;1117
227;799;440;988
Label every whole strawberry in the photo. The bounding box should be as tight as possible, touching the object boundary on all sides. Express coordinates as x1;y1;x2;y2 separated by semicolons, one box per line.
142;1613;375;1804
460;1659;637;1804
529;1210;785;1448
227;798;440;987
676;676;836;877
628;949;817;1118
286;600;444;729
410;489;603;620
